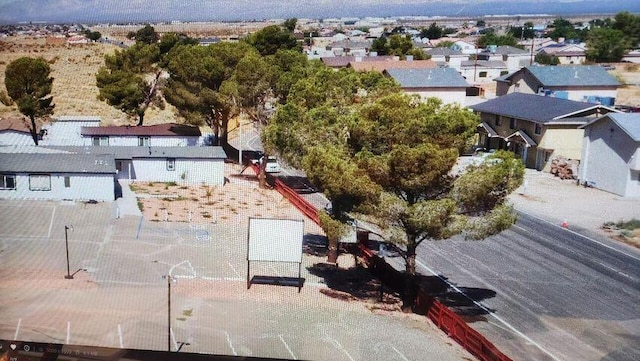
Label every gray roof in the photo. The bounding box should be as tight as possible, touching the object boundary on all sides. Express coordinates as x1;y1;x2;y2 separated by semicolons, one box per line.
43;146;227;160
0;153;116;174
424;47;464;56
484;46;529;55
581;113;640;141
525;65;620;87
460;60;506;68
469;93;609;124
385;68;469;88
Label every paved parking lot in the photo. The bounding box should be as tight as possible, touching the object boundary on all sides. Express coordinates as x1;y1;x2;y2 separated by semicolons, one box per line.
0;199;472;360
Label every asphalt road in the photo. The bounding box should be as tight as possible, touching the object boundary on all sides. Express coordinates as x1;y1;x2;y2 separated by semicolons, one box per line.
413;212;640;361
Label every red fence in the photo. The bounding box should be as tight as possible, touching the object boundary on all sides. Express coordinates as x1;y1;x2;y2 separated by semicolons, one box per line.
245;161;512;361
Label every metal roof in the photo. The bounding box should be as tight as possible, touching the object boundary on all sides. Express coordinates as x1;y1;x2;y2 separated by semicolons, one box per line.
44;146;227;160
385;68;469;88
469;93;608;123
81;123;201;137
0;153;116;174
525;65;620;87
581;113;640;141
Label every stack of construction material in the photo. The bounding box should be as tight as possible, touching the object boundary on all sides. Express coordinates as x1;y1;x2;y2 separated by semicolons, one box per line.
550;156;579;180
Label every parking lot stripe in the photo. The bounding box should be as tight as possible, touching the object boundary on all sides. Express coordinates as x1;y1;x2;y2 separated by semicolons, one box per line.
224;331;237;356
278;334;296;360
170;327;178;352
14;318;21;340
118;324;124;348
333;339;355;361
227;262;241;278
66;321;70;344
391;345;410;361
47;206;56;238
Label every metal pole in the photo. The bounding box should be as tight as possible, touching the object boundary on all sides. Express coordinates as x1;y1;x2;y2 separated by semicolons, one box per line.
167;276;171;352
64;226;73;279
238;116;243;167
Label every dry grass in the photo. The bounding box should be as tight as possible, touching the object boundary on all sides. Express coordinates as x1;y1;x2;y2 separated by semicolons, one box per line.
0;36;178;125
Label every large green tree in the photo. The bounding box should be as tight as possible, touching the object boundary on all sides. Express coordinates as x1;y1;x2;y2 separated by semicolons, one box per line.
586;28;631;62
265;83;524;310
163;42;255;145
370;34;427;59
476;32;519;48
3;57;55;145
246;22;300;56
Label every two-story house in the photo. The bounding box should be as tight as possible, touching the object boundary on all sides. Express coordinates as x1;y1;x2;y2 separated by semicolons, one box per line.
495;65;620;105
424;47;467;71
477;45;531;73
469;92;617;170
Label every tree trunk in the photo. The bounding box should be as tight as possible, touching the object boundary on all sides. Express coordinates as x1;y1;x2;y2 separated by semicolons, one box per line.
327;240;338;264
402;242;418;312
29;115;39;145
219;117;229;146
258;156;268;189
137;112;144;126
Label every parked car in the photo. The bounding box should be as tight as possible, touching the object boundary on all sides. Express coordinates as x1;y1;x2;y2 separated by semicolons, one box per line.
264;156;281;173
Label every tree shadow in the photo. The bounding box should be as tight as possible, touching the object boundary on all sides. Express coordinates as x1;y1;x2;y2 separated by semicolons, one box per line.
307;263;402;309
303;234;328;257
275;175;318;195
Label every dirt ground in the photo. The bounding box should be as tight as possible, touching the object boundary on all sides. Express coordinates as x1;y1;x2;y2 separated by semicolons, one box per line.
133;163;324;236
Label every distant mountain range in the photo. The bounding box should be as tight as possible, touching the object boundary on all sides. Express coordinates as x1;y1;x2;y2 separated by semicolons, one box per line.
0;0;638;24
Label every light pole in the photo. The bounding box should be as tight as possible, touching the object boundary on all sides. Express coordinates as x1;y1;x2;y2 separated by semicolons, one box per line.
162;275;176;352
64;225;74;279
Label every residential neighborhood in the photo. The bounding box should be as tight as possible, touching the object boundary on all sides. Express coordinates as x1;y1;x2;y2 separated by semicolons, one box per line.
1;8;640;361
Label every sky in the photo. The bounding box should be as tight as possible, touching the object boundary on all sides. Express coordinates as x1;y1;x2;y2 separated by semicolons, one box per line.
0;0;637;24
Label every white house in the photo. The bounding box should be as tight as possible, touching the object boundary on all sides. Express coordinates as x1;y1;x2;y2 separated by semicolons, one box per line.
579;113;640;197
80;123;202;147
41;115;101;146
424;47;466;71
0;116;34;146
452;39;479;55
460;60;508;84
478;45;530;73
538;44;587;65
0;152;116;201
46;146;227;186
384;67;469;105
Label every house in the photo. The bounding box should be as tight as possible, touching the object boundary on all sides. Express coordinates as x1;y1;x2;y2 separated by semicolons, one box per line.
452;39;479;55
495;65;620;104
459;60;508;84
326;39;372;57
348;58;437;73
622;50;640;64
45;146;227;185
424;47;467;70
321;55;395;69
537;43;587;65
469;92;617;170
579;113;640;197
0;116;34;146
0;152;116;201
41;115;101;146
384;67;469;105
477;45;530;73
80;123;202;147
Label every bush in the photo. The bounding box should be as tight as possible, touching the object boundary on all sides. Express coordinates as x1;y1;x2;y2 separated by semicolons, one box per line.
615;218;640;231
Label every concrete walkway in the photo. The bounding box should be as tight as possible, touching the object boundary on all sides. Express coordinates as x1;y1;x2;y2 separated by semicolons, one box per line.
115;179;142;217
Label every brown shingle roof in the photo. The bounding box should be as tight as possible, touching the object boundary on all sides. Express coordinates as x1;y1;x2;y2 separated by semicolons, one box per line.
81;123;201;137
349;59;437;73
321;55;396;68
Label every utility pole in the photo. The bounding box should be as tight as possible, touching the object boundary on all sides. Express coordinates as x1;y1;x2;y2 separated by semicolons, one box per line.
162;275;176;352
64;225;74;279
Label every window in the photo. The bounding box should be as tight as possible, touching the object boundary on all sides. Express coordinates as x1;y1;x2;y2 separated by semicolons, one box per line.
92;136;108;146
138;136;150;146
479;71;488;78
64;176;71;188
0;174;16;190
500;70;509;76
167;158;176;171
535;123;542;135
495;115;501;126
510;118;517;129
29;174;51;191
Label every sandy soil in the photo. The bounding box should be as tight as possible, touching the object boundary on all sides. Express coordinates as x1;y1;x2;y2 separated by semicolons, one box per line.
133;163;324;235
